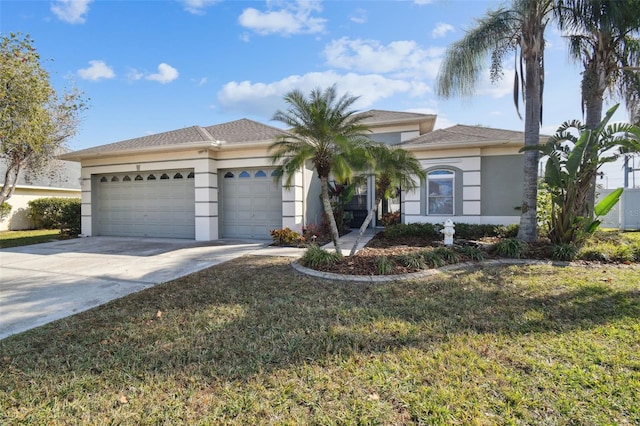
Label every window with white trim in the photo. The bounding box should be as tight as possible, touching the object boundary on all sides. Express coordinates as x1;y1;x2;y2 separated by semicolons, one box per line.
427;170;454;215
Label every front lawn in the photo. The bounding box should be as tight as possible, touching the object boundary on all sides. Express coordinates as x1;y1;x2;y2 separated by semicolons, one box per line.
1;256;638;424
0;229;61;249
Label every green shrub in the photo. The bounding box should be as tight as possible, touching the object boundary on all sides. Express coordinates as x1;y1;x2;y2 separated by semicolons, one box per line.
493;238;527;259
421;250;446;268
577;248;610;262
299;245;342;268
495;224;520;238
551;244;578;261
270;227;304;246
456;245;485;262
433;247;460;264
612;245;634;263
0;202;11;221
376;256;394;275
398;252;426;269
383;223;439;239
28;197;81;236
452;223;519;240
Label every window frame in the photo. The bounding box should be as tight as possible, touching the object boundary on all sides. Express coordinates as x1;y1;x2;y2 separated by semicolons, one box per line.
426;169;455;215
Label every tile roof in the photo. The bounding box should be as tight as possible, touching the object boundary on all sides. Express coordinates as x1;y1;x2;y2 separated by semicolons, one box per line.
61;119;288;158
356;109;436;124
399;124;526;146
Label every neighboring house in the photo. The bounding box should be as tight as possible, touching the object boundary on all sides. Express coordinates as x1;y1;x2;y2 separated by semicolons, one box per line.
60;111;528;241
0;157;81;231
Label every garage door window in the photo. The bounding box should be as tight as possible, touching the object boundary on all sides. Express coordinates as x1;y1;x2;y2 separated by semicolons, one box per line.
255;170;267;177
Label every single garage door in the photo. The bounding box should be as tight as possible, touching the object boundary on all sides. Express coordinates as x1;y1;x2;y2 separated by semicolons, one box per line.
96;170;195;239
221;168;282;238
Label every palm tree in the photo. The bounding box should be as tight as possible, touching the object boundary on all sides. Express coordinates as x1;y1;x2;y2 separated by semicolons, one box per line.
348;143;426;256
555;0;640;211
437;0;553;243
269;85;372;256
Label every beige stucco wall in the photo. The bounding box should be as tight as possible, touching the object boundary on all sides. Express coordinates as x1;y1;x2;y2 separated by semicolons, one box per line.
1;186;81;231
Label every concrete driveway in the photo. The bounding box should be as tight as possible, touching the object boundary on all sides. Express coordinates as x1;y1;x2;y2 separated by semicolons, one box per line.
0;236;275;340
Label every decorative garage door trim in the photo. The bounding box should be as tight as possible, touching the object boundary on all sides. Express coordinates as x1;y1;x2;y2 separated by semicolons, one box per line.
96;170;195;239
221;168;282;239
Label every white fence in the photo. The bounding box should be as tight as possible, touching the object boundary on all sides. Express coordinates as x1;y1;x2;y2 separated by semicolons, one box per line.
597;188;640;230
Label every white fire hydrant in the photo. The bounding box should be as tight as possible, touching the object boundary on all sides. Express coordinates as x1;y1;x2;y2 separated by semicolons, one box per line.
442;219;455;246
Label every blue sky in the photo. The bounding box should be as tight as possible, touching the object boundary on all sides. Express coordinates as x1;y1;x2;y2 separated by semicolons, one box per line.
1;0;634;188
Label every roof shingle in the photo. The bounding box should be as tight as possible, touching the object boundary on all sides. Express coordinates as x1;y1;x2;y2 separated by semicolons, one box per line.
399;124;526;146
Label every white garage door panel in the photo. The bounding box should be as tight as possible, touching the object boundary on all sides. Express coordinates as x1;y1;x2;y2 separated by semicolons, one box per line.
222;168;282;239
97;170;195;239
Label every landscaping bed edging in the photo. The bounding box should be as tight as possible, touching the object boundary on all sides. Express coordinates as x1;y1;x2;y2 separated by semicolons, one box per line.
291;259;594;282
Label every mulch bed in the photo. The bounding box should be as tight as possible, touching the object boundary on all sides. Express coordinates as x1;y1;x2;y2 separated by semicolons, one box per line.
313;233;556;276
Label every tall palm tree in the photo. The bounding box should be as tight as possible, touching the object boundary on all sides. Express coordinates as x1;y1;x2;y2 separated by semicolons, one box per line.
269;85;372;255
436;0;553;243
555;0;640;210
348;143;426;256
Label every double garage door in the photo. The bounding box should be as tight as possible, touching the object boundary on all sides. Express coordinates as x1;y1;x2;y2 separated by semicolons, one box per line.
96;170;196;239
221;168;282;239
95;167;283;240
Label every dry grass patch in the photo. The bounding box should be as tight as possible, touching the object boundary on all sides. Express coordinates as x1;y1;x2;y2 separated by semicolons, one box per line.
1;257;639;424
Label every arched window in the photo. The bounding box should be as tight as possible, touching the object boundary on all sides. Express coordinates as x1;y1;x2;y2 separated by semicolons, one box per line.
160;173;170;180
173;173;183;179
100;176;108;183
239;171;250;178
255;170;267;178
224;172;234;178
271;170;281;177
111;176;119;182
187;172;195;179
135;175;144;181
427;170;454;215
123;175;131;181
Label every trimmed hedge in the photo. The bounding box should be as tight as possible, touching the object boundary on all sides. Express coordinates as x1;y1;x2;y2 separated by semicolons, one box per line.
383;222;519;240
28;197;81;236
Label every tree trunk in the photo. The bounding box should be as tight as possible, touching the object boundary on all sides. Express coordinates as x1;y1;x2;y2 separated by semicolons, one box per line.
517;52;542;243
583;87;605;219
349;196;381;257
320;175;342;255
0;161;25;204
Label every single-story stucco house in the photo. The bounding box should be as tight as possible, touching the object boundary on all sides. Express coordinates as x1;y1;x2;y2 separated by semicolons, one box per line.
0;157;81;231
59;110;528;241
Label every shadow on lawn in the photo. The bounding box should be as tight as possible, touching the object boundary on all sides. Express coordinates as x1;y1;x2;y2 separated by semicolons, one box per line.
1;257;638;383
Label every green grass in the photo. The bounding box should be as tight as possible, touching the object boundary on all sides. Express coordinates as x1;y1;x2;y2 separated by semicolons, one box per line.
1;256;638;424
0;229;61;248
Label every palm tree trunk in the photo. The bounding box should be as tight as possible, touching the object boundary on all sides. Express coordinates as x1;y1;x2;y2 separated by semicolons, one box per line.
349;197;381;257
517;54;542;243
320;176;342;255
583;88;605;219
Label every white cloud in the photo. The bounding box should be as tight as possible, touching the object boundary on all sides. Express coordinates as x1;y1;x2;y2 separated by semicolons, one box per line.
217;71;430;118
179;0;220;15
51;0;93;24
350;8;367;24
238;0;326;36
476;68;515;99
432;22;454;39
127;68;144;81
323;37;444;79
146;63;179;84
77;60;115;81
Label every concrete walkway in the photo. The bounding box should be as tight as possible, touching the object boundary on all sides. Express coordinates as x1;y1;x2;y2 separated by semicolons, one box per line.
0;229;378;340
